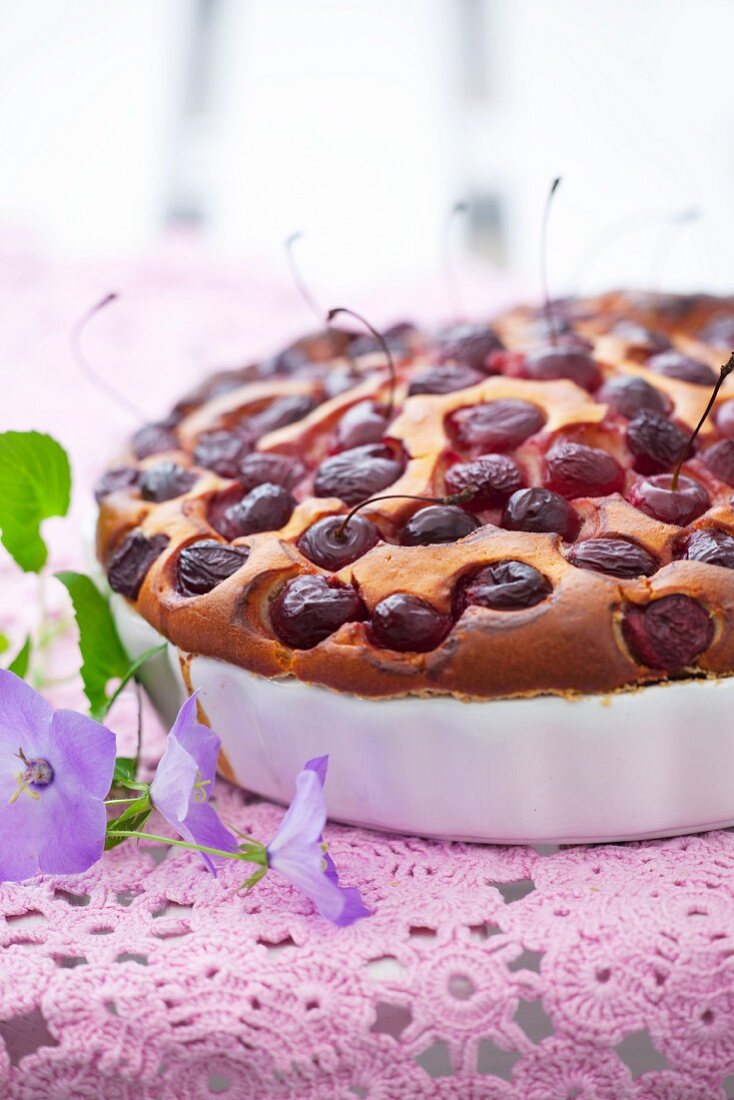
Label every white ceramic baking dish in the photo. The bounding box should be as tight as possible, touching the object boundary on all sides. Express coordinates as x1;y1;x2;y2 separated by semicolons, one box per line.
111;595;734;845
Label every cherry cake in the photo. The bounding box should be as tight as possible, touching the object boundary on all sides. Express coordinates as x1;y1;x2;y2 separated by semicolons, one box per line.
96;291;734;704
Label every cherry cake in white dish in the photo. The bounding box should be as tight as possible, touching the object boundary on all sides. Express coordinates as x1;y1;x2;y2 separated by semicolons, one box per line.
96;290;734;843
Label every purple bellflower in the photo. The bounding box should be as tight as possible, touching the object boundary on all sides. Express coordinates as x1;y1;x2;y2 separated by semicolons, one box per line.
149;693;237;872
266;756;371;927
0;671;116;880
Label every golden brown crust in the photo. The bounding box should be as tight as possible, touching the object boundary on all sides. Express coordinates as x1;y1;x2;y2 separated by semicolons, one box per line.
96;292;734;700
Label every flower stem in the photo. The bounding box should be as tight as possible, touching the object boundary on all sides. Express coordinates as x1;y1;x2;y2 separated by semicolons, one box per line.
104;797;142;805
106;829;268;865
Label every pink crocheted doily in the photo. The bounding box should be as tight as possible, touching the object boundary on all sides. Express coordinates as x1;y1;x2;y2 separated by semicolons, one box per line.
2;237;733;1099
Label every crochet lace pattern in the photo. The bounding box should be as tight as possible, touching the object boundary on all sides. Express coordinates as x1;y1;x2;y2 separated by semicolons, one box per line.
3;244;734;1098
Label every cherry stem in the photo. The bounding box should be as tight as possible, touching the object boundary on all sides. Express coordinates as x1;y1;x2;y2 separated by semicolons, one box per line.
671;352;734;490
326;306;397;418
284;231;323;322
71;293;146;422
540;176;562;348
443;199;469;320
334;487;476;541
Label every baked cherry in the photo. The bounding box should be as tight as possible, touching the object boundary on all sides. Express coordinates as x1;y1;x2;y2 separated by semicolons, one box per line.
703;440;734;486
627;474;710;525
544;441;625;499
177;540;250;596
444;454;524;508
699;313;734;347
132;422;178;459
522;348;602;392
609;320;671;359
94;467;139;502
140;462;197;503
567;538;657;578
218;483;295;538
447;399;545;453
716;400;734;439
408;363;484;396
680;528;734;568
502;488;579;539
297;514;379;570
648;351;717;386
271;574;365;648
597;376;669;419
368;593;451;652
436;324;504;373
246;394;317;437
237;452;305;493
458;560;551;611
335;401;388;450
314;444;405;505
626;410;690;474
193;430;252;478
622;594;713;670
107;531;169;599
400;505;480;546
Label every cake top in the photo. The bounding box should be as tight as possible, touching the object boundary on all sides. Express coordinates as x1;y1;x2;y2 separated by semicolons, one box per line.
96;290;734;700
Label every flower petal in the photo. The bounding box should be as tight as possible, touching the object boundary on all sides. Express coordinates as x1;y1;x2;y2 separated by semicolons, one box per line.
49;710;116;801
267;769;326;866
150;731;198;825
304;755;329;787
269;843;370;926
178;799;238;873
170;694;222;786
0;671;53;756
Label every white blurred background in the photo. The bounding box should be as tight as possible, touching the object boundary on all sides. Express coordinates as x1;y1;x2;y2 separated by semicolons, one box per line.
1;0;733;299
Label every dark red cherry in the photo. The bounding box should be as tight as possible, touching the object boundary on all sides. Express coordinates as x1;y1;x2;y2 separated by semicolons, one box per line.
680;528;734;568
715;400;734;439
237;452;305;493
545;441;624;499
699;313;734;347
502;488;578;539
444;454;524;508
107;531;169;599
523;348;602;392
335;401;388;449
703;440;734;486
140;462;197;503
609;321;671;359
622;594;713;670
368;593;451;652
458;560;551;611
400;505;480;546
627;475;710;526
271;574;365;648
597;376;669;419
626;410;690;474
447;399;545;453
567;538;657;578
132;421;178;459
408;363;484;396
193;430;252;478
314;444;405;505
297;514;379;570
436;323;504;373
177;540;250;596
648;351;717;386
246;395;317;437
218;483;295;538
94;466;140;502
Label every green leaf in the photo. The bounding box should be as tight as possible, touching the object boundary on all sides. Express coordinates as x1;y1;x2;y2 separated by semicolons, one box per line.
113;757;137;785
105;793;152;850
0;431;71;572
0;634;9;657
56;571;129;719
7;636;31;679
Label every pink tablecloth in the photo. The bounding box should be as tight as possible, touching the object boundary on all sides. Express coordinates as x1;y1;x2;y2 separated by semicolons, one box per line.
2;236;734;1100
